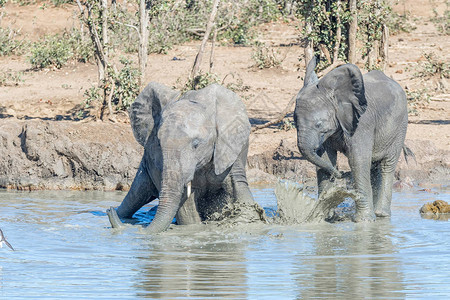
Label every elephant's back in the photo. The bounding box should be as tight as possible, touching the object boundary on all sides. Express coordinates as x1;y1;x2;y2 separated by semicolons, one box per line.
363;71;407;112
362;71;408;161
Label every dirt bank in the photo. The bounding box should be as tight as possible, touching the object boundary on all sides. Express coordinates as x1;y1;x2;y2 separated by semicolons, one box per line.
0;117;447;191
0;119;142;190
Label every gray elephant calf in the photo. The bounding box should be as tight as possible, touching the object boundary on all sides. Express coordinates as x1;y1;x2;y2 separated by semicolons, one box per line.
107;82;260;233
294;58;409;222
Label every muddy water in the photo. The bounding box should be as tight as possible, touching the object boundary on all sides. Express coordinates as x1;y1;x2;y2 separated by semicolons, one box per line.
1;187;449;299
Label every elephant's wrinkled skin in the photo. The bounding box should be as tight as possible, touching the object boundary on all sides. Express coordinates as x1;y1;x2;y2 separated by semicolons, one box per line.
107;83;257;233
294;58;409;222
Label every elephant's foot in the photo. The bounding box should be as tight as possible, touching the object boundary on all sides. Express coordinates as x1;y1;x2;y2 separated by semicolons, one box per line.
374;207;391;218
106;207;124;229
353;209;376;222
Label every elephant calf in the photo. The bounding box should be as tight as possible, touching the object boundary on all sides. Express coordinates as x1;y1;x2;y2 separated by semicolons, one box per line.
107;83;261;233
294;58;409;222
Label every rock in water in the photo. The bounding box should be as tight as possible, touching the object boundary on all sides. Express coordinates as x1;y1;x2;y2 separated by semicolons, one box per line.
420;200;450;220
275;180;358;223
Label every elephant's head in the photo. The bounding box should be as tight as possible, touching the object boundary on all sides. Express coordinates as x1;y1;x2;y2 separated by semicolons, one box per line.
294;57;367;177
130;83;250;233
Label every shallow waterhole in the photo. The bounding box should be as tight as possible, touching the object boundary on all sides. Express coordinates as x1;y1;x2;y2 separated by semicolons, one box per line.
0;185;449;299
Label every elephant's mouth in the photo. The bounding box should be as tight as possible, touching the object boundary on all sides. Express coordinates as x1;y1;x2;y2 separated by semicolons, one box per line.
314;144;325;155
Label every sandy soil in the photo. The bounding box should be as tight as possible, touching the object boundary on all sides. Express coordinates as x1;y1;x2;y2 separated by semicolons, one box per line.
0;0;448;185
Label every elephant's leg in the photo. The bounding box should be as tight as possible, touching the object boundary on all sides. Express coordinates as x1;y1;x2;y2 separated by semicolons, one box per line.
374;159;397;217
349;154;376;222
229;144;254;205
317;147;337;197
370;161;382;210
176;187;202;225
116;162;158;219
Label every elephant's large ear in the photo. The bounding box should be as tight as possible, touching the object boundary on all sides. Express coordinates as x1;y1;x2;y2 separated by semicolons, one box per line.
213;85;251;175
303;56;319;87
318;64;367;136
130;82;180;146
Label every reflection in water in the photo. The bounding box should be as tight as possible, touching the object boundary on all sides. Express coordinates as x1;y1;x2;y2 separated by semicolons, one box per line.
420;213;450;221
0;188;449;298
294;221;405;299
135;231;248;298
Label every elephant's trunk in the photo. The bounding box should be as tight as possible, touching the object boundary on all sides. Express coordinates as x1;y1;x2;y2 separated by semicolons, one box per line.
145;153;191;233
297;133;341;178
145;182;184;234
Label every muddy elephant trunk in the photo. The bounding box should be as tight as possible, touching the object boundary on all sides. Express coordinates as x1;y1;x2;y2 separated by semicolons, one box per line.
297;133;341;178
145;157;190;233
145;184;183;233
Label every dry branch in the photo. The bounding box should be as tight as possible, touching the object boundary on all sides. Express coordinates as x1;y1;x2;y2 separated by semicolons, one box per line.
209;28;218;73
190;0;220;79
251;94;297;133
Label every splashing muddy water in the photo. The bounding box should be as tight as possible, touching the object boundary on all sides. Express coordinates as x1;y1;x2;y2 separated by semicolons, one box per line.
0;186;449;298
274;180;358;223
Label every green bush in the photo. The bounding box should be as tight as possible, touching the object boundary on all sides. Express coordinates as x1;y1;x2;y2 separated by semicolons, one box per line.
406;88;431;115
110;57;141;110
218;0;280;45
296;0;351;65
251;41;283;69
28;30;93;69
388;12;416;35
101;0;286;54
431;3;450;35
140;0;284;53
10;0;35;6
29;34;72;69
414;52;449;79
180;72;220;92
108;8;140;54
83;58;141;112
0;27;27;56
0;70;25;86
83;85;103;107
51;0;72;7
67;29;94;63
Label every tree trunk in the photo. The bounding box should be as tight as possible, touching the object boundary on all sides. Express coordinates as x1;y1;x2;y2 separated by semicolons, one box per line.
101;0;108;56
76;0;107;83
348;0;357;64
367;40;379;69
304;22;314;68
333;0;342;63
139;0;150;87
318;44;331;64
209;27;218;73
191;0;220;79
380;24;389;71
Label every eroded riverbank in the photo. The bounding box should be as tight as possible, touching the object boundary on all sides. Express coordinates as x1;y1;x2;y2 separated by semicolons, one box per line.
0;119;448;191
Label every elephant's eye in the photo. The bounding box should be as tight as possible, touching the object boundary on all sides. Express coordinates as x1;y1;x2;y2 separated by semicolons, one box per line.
315;121;323;129
192;139;200;149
